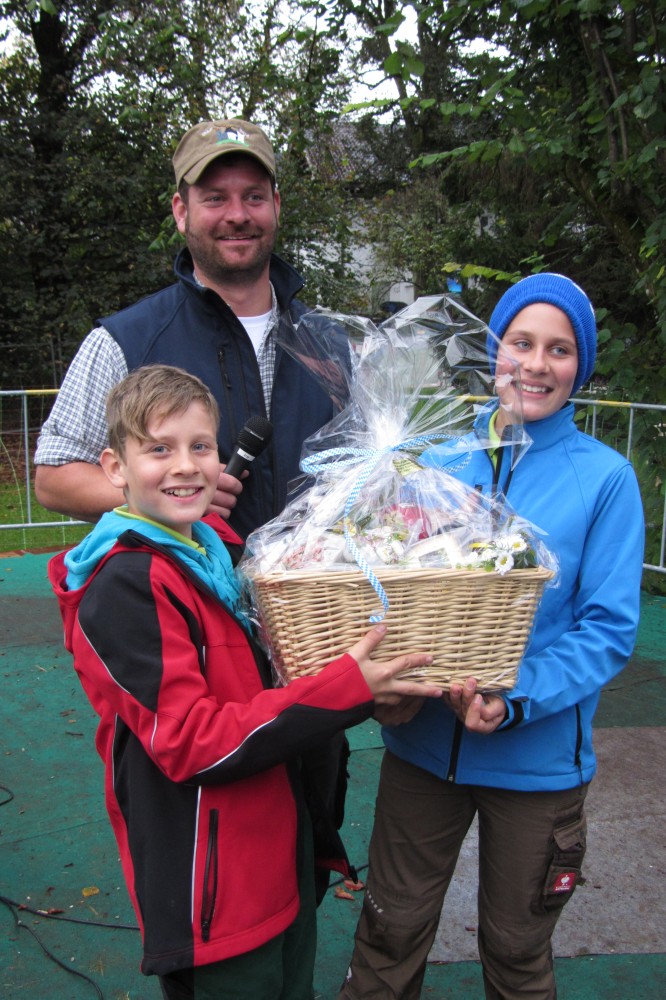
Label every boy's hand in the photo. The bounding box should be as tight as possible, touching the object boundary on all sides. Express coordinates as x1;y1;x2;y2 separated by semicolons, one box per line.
348;625;442;707
208;469;245;520
445;678;507;734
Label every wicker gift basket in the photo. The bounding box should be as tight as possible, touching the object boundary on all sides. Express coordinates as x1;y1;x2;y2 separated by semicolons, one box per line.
241;297;558;692
246;562;554;691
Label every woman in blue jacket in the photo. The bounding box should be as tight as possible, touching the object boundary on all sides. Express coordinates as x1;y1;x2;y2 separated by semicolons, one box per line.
338;274;645;1000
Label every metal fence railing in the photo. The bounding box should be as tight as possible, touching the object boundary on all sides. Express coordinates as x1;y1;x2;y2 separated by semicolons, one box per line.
1;389;665;574
0;389;81;531
568;397;666;575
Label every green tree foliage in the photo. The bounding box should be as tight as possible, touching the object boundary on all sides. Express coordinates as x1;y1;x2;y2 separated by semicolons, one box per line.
338;0;666;586
0;0;367;387
0;1;180;386
342;0;666;394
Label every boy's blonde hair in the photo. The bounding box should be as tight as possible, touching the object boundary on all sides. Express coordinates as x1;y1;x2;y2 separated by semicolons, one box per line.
106;364;220;458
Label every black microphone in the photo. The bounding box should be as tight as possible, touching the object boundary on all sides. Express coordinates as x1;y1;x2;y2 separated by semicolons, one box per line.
224;416;274;479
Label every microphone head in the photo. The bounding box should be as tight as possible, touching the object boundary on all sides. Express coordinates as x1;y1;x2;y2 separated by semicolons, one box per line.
237;415;273;457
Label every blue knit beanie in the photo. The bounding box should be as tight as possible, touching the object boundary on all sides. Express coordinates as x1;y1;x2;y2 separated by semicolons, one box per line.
487;273;597;394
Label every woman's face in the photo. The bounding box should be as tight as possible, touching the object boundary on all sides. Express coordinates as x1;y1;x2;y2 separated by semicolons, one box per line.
495;303;579;431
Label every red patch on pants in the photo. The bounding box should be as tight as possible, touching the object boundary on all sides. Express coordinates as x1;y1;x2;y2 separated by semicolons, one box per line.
551;871;577;893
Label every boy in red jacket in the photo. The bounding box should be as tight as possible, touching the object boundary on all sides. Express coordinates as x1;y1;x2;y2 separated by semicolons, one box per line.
48;363;440;1000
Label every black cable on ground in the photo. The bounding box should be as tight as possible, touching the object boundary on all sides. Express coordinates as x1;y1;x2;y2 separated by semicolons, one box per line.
0;783;15;806
0;893;139;932
328;863;368;889
1;894;106;1000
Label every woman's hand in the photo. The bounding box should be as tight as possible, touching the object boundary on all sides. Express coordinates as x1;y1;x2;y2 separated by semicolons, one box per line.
444;678;507;734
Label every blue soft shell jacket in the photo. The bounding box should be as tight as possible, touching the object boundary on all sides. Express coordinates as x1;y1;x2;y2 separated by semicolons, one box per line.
101;248;340;540
384;402;644;792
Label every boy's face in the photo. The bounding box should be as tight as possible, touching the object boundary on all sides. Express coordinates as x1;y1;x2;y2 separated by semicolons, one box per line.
102;403;220;539
495;303;578;428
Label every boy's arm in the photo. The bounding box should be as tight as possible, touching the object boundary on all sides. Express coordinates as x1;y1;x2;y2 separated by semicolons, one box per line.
73;551;384;785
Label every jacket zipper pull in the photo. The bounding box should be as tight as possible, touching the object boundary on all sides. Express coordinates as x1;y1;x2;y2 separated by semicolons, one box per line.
218;349;231;389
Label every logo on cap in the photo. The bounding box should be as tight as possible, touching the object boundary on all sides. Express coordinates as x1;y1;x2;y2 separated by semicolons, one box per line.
215;126;250;149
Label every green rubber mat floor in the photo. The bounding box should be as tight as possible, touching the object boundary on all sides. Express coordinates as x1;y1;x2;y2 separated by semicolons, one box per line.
1;551;665;999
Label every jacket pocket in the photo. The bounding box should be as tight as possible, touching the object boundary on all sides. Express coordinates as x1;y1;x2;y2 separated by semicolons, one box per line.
201;809;219;942
542;812;587;912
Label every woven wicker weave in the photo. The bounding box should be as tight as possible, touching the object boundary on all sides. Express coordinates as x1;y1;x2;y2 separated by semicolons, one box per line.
248;564;554;691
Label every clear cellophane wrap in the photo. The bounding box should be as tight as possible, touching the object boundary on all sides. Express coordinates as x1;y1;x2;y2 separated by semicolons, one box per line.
240;296;558;687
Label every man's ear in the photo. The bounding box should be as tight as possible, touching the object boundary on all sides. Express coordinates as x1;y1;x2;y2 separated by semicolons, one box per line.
100;448;128;489
172;191;187;235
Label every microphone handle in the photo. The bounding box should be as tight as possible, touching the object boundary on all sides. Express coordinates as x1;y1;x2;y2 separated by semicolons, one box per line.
224;448;258;480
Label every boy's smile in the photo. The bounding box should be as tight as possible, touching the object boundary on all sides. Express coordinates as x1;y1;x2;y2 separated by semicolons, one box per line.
495;303;579;431
107;403;220;538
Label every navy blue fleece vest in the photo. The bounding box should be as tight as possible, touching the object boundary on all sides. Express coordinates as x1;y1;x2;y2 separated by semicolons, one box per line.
101;249;339;540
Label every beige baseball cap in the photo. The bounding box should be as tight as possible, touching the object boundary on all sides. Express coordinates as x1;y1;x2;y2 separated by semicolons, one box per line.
173;119;276;188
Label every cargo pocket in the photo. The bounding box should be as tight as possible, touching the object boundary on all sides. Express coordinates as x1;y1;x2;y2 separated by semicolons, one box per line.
542;812;587;911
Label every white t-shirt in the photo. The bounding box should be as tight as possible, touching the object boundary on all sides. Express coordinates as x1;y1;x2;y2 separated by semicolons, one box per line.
238;311;272;355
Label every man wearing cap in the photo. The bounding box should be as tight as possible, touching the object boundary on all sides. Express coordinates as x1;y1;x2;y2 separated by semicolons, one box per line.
34;119;341;542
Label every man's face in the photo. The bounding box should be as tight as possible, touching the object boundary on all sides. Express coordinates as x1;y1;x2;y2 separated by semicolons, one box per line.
172;156;281;287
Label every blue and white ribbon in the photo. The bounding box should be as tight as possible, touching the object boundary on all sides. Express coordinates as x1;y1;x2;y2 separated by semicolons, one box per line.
301;435;444;622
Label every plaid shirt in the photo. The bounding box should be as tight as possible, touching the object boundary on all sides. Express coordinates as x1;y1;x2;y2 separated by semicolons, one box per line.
35;287;280;466
254;283;279;413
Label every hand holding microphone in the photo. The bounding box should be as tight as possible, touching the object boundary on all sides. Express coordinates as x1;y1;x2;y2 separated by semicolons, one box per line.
210;416;274;520
224;415;274;479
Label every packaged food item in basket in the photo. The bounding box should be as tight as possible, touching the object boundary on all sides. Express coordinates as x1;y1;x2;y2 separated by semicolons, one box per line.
240;295;558;690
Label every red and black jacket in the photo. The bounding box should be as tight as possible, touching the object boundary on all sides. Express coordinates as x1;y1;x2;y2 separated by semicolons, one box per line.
49;519;372;976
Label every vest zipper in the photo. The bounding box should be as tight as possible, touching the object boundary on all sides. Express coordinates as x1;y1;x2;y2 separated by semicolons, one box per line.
218;348;232;389
228;324;272;523
217;349;237;447
201;809;219;942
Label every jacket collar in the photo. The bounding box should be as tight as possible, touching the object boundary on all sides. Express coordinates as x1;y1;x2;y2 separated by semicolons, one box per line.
476;400;577;453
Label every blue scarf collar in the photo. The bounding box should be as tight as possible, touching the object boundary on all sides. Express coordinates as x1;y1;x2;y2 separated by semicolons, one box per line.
64;509;248;625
